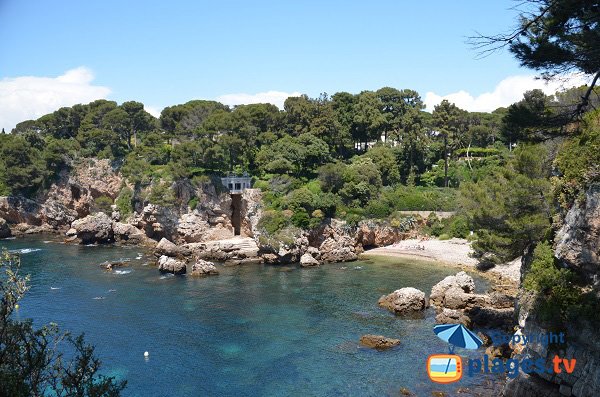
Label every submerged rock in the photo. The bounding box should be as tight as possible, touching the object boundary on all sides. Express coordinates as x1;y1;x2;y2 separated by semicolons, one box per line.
100;259;130;271
378;287;426;315
300;253;320;267
191;259;219;276
157;255;186;274
359;334;401;350
71;212;114;244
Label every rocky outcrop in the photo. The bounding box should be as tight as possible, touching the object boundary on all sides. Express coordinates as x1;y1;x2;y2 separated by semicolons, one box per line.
378;287;427;315
355;219;416;247
157;255;186;274
186;237;262;265
555;184;600;283
309;219;361;263
0;218;10;238
300;253;320;267
0;196;76;231
430;271;515;330
190;259;219;276
112;222;154;246
430;271;475;306
131;204;179;241
155;237;189;257
504;186;600;397
44;158;122;219
359;335;401;350
71;212;114;244
240;188;263;238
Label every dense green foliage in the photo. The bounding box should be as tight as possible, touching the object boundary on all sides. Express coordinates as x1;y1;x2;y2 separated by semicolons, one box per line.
461;144;553;264
0;83;592;242
1;251;126;396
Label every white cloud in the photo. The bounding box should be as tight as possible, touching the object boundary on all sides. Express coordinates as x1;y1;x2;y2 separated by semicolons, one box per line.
0;67;111;132
424;73;592;112
144;105;162;118
216;90;303;110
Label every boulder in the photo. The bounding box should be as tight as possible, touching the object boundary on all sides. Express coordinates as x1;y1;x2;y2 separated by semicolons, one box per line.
71;212;114;244
430;271;475;306
65;228;77;237
112;222;153;246
468;306;515;329
157;255;186;275
443;287;486;310
155;237;189;257
359;334;401;350
186;237;261;264
435;308;472;327
191;259;219;276
0;218;10;238
300;253;320;267
378;287;426;315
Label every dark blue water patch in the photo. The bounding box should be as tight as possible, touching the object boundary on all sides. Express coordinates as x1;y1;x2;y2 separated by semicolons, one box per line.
2;236;495;396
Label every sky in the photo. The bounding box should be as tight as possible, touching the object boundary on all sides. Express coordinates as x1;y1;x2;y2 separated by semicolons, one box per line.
0;0;591;131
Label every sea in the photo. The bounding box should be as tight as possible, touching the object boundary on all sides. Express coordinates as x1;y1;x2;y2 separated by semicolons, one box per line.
2;235;501;397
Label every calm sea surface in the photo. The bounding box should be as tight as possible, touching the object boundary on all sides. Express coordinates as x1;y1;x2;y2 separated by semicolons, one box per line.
2;236;495;396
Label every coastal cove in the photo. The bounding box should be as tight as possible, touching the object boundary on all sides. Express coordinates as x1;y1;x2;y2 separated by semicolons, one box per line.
3;235;497;397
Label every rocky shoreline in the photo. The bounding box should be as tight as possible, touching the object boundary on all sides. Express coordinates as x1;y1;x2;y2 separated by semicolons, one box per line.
0;158;420;271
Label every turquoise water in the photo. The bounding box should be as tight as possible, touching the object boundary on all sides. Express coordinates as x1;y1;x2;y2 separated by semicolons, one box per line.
2;236;493;396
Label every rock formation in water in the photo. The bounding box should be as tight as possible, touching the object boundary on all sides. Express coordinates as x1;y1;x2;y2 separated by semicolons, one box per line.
0;158;421;267
190;259;219;276
429;271;515;330
359;334;401;350
378;287;427;315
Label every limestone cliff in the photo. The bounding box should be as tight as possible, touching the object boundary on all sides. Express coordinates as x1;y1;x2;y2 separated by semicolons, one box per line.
504;185;600;397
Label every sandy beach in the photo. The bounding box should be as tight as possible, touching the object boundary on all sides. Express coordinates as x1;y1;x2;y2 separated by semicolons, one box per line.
361;238;521;283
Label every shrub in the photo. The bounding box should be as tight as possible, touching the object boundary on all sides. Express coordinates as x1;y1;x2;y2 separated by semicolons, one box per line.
258;210;288;235
446;214;470;238
188;196;199;211
291;209;310;229
285;187;316;213
364;199;392;218
115;187;134;217
94;195;113;214
523;241;580;325
438;233;451;240
148;181;177;207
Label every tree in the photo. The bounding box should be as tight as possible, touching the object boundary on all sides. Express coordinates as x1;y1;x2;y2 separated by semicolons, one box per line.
0;136;46;195
121;101;156;148
0;250;126;396
352;91;386;151
363;144;401;186
471;0;600;117
432;100;469;187
461;145;552;263
501;89;557;145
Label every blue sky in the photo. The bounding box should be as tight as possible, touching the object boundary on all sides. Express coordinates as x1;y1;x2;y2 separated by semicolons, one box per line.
0;0;588;130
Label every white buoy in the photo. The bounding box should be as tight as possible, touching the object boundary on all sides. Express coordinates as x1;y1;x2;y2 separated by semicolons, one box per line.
15;304;19;309
144;351;149;357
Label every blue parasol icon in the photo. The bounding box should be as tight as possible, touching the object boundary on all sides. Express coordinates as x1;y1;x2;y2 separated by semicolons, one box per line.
433;323;483;353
